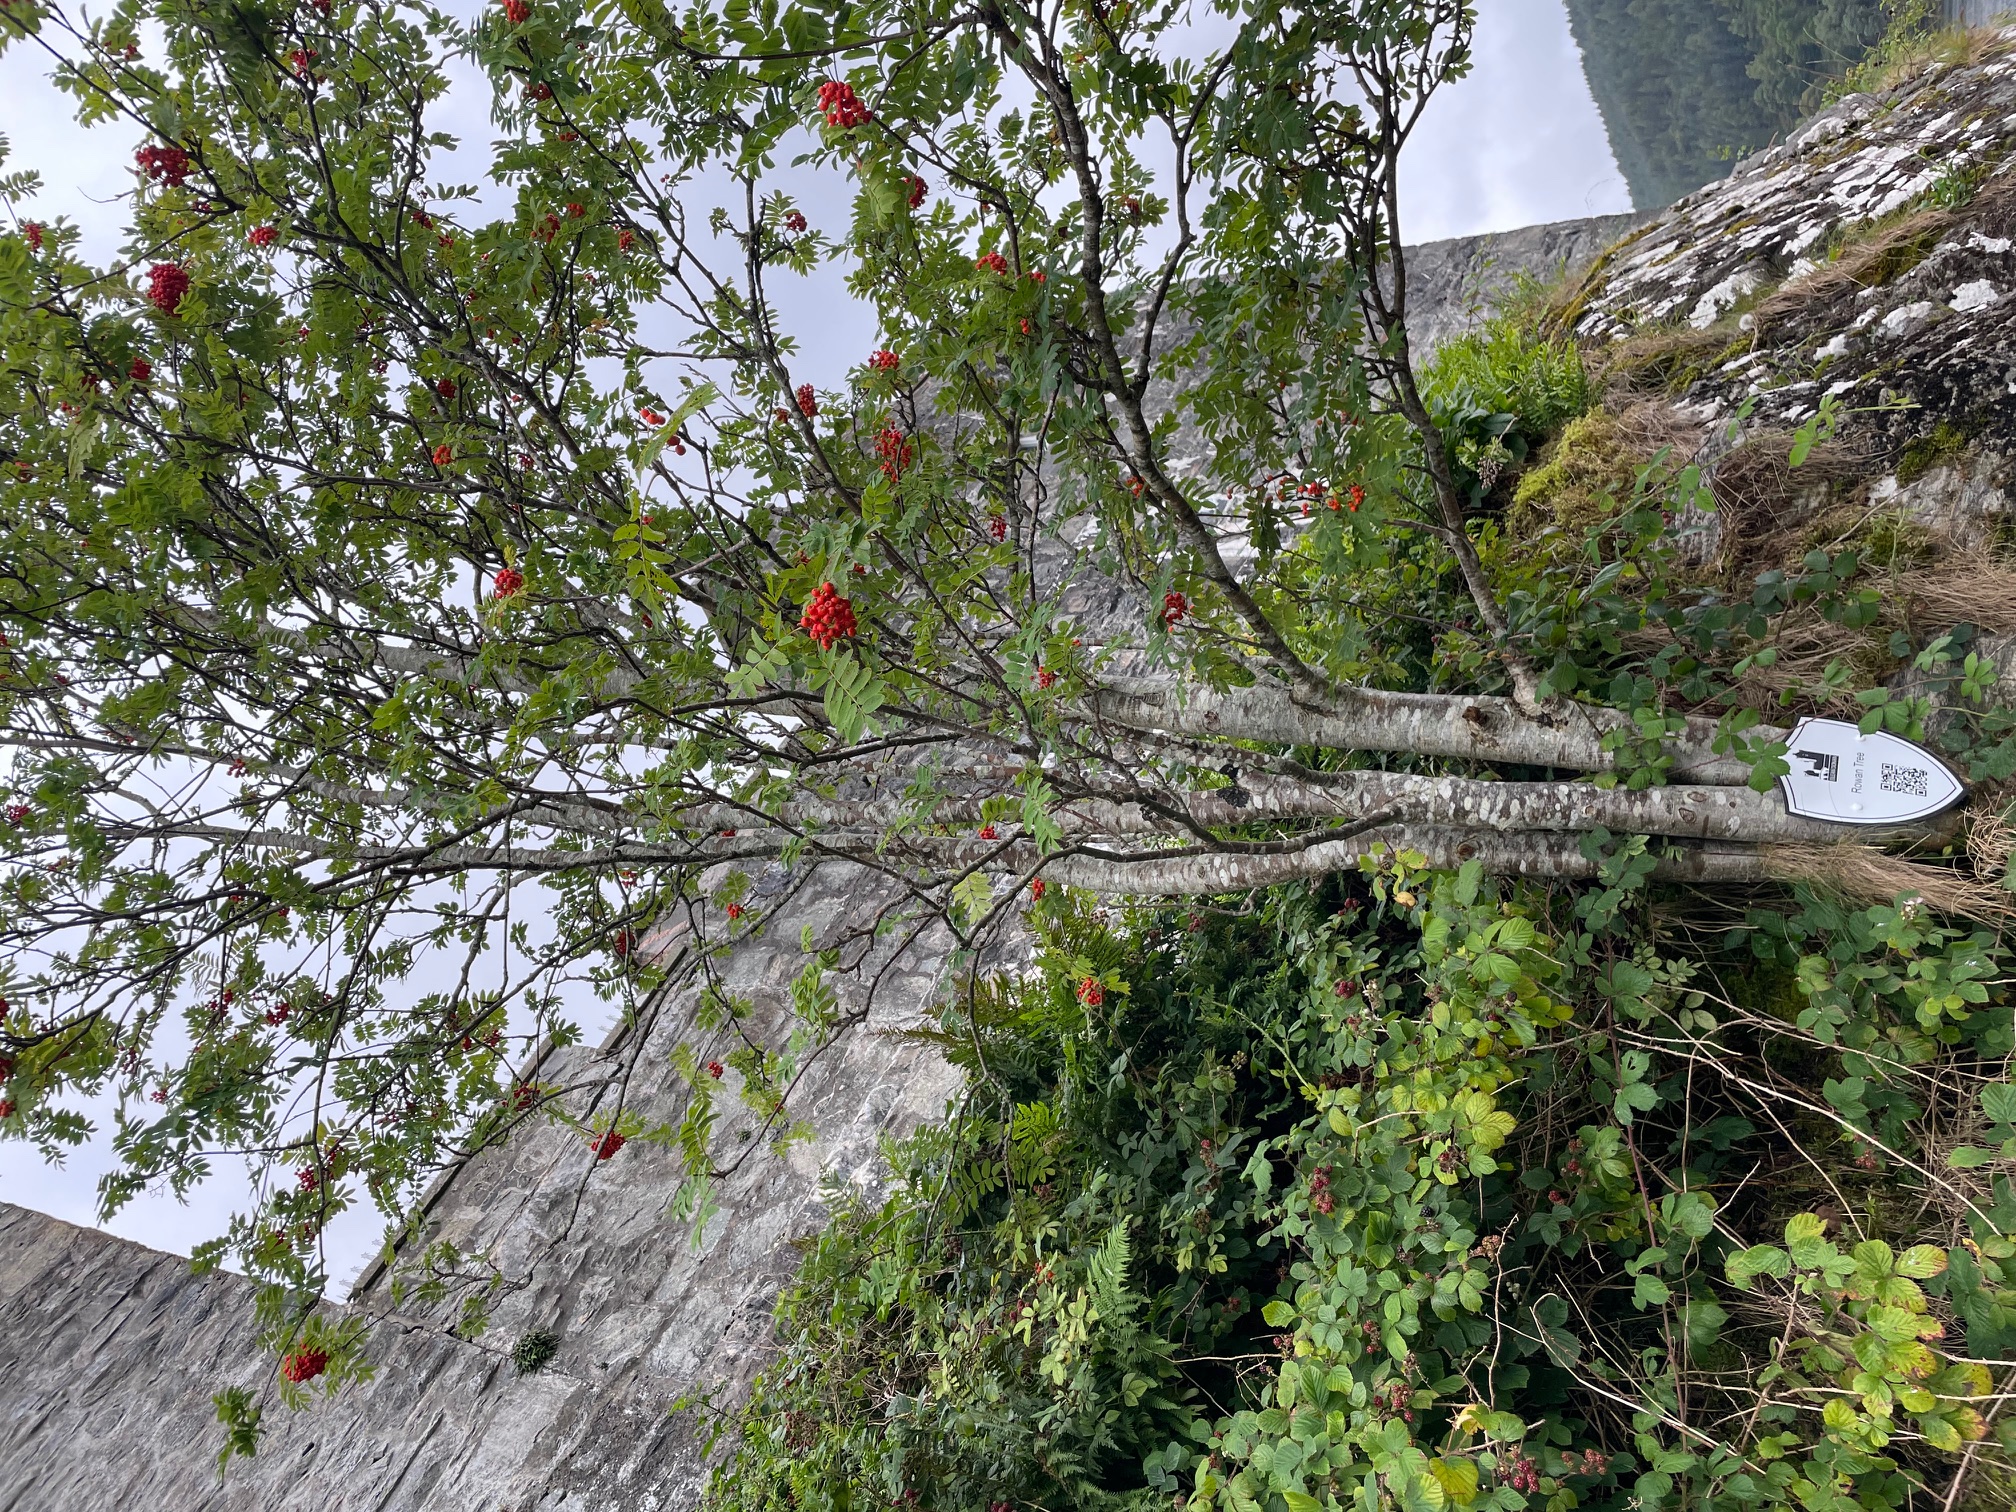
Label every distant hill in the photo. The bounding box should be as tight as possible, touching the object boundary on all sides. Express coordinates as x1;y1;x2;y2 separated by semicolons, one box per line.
1567;0;1890;208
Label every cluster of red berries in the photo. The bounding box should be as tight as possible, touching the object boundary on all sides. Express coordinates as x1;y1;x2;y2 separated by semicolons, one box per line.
1162;591;1188;626
297;1166;319;1191
502;0;530;21
146;262;190;315
1307;1165;1335;1215
23;223;42;251
799;582;857;649
617;228;636;251
1371;1378;1415;1423
1030;878;1046;900
493;567;524;598
135;143;192;187
977;824;998;841
288;48;318;77
1497;1450;1542;1494
816;80;871;129
639;405;665;426
725;902;745;921
1034;667;1056;689
281;1347;330;1384
875;425;912;481
795;383;818;417
783;210;808;233
1077;976;1103;1007
988;513;1007;541
612;928;636;958
974;250;1009;276
589;1129;625;1160
435;378;456;399
5;804;30;826
512;1083;538;1111
707;1060;724;1079
248;224;278;249
868;348;898;371
905;174;928;209
1561;1449;1609;1478
431;444;453;466
526;80;553;101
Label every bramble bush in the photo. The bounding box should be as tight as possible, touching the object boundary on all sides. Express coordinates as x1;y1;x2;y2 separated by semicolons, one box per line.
698;844;2016;1511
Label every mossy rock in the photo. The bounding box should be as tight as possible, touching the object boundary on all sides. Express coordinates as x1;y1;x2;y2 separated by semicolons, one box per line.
1895;418;1976;484
1511;410;1639;529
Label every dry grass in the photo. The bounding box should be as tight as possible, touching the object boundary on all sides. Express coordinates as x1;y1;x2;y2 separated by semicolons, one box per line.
1709;430;1876;576
1762;841;2013;924
1891;554;2016;635
1748;209;1954;341
1594;323;1737;401
1719;552;2016;712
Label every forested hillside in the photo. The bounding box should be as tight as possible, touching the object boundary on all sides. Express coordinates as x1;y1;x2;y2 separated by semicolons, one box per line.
1568;0;1892;207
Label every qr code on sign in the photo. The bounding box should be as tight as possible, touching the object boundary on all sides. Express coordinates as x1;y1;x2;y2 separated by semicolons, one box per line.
1881;763;1929;797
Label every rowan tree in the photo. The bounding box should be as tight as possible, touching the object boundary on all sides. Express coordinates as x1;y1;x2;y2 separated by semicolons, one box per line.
0;0;1997;1479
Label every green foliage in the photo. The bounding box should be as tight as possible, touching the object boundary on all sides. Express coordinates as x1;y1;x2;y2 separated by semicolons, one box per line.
701;853;2016;1511
511;1327;560;1375
1;0;2012;1485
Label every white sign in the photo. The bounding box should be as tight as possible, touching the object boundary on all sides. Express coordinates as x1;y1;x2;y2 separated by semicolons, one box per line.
1777;717;1964;824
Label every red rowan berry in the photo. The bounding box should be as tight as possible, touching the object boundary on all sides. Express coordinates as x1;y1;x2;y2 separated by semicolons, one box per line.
146;262;190;315
493;566;523;598
1162;591;1188;626
436;378;456;399
589;1129;625;1159
868;348;898;371
974;251;1008;275
875;425;912;480
128;356;152;383
23;223;42;251
281;1348;329;1384
707;1060;724;1079
977;824;998;841
815;80;870;129
1030;878;1045;899
1077;977;1103;1007
798;582;856;649
725;902;744;921
431;444;452;466
795;383;817;417
502;0;529;21
905;174;928;209
249;224;277;248
783;210;807;233
134;144;192;187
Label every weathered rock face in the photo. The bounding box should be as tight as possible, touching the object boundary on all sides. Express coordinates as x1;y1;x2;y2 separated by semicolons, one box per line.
0;860;968;1511
15;36;2016;1500
1571;28;2016;552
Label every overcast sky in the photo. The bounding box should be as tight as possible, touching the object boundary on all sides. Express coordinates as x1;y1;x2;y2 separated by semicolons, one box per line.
0;0;1627;1291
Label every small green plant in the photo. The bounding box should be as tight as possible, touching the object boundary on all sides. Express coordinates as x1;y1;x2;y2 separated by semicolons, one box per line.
511;1329;560;1376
